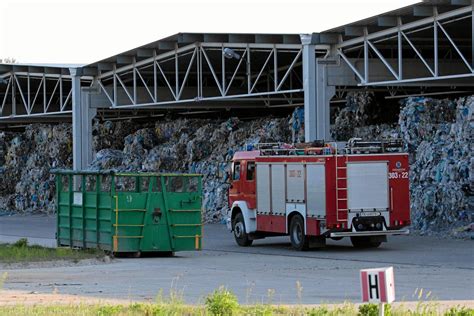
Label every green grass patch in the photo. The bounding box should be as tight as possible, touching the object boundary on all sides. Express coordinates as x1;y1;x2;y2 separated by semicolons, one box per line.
1;287;471;316
0;238;105;264
0;303;472;316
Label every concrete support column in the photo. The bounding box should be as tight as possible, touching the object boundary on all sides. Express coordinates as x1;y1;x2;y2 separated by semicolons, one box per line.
302;43;317;142
302;39;336;142
70;68;83;171
315;60;336;141
70;68;96;171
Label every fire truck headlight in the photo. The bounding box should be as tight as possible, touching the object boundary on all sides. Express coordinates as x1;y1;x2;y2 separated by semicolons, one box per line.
357;224;364;230
376;223;382;229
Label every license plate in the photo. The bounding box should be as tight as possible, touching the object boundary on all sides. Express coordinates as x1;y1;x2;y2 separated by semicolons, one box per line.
358;211;381;217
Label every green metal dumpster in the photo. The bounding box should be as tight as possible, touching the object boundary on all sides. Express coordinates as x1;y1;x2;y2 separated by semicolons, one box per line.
52;170;203;255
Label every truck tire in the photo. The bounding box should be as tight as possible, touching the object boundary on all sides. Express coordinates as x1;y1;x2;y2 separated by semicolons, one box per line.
290;215;309;251
232;213;253;247
350;236;382;248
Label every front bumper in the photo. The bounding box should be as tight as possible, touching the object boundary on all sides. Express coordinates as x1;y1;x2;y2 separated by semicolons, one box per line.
329;228;409;238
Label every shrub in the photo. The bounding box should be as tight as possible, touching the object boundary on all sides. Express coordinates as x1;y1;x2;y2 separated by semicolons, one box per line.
358;303;391;316
12;238;28;248
96;305;124;316
205;286;239;316
444;306;474;316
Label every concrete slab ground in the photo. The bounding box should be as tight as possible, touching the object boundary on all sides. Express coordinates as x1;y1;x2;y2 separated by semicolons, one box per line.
0;215;56;247
0;215;473;304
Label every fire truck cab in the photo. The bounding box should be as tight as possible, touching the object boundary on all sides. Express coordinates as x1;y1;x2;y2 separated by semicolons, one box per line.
227;139;410;250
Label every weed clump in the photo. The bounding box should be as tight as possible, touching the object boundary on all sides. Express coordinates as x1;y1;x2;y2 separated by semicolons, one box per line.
358;303;391;316
205;286;239;315
12;238;28;248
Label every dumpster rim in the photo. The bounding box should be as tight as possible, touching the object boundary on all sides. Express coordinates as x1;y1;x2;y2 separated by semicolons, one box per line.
51;169;202;177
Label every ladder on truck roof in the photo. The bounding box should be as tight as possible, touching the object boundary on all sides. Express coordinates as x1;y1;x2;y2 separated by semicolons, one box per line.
335;143;349;223
252;139;403;156
347;138;403;154
255;142;333;156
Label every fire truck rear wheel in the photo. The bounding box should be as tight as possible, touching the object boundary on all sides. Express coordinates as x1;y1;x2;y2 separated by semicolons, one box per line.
289;215;309;251
233;213;253;247
350;236;382;248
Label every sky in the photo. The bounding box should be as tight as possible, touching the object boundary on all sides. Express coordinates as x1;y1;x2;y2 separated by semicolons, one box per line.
0;0;420;65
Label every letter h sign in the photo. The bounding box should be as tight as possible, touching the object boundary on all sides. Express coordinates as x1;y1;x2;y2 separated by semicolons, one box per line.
360;267;395;303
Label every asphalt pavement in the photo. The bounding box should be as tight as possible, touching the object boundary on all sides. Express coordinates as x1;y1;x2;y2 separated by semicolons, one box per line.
0;215;473;304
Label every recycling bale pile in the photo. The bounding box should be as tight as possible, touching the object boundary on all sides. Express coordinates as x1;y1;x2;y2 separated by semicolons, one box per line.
0;131;13;211
89;117;291;222
399;96;473;236
332;95;473;237
0;131;12;166
332;91;383;140
92;120;141;151
0;124;73;214
0;117;290;221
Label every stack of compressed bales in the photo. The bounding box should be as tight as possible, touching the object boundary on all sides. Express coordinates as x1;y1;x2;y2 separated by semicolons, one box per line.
0;132;12;166
0;131;13;180
332;95;473;237
0;132;14;210
0;124;72;213
89;117;290;222
399;96;473;235
92;120;139;151
333;91;381;140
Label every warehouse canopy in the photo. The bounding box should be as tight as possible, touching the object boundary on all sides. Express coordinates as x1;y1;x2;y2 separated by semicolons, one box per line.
318;0;471;43
84;32;302;74
0;0;472;125
0;32;307;124
312;0;473;86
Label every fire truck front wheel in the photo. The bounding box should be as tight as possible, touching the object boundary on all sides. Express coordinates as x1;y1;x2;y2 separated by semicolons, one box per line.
232;213;253;247
289;215;309;251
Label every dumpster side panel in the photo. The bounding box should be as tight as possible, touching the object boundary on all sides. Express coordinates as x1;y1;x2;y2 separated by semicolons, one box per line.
84;193;98;249
165;191;202;251
112;193;147;252
142;194;172;252
71;204;84;248
57;189;114;251
83;192;113;250
57;190;72;247
98;193;113;250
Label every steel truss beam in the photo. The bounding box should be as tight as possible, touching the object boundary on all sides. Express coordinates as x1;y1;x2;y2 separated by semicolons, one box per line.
336;5;473;86
0;72;75;119
96;43;303;109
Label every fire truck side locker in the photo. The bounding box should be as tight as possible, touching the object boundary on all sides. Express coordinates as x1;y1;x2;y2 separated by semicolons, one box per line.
306;163;326;219
255;162;327;234
271;164;285;216
346;161;390;226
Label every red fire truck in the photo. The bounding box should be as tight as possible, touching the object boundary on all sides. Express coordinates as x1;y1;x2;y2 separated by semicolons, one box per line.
227;139;410;250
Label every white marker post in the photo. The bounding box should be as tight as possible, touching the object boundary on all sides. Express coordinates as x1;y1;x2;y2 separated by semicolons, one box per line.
360;267;395;316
